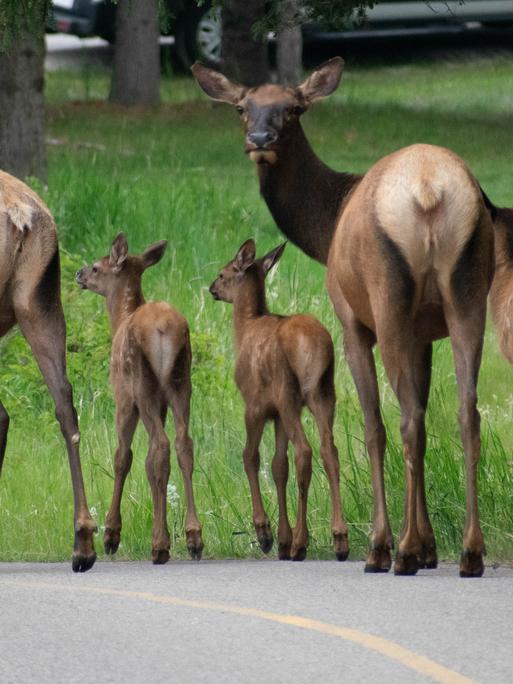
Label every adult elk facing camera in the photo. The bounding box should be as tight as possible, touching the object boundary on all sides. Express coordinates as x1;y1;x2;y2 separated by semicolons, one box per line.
193;58;494;577
209;239;348;561
76;234;203;563
0;171;96;572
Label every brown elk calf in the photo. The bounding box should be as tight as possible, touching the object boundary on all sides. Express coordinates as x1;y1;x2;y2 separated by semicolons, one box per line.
209;238;348;561
1;170;96;572
76;234;203;563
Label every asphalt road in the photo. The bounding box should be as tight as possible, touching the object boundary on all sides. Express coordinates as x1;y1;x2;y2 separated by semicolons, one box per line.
1;560;512;683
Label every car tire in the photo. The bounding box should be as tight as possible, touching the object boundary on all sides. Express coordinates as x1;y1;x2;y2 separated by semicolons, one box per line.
175;3;222;69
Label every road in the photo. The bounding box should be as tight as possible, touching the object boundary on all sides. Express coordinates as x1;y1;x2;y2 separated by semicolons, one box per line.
1;560;512;683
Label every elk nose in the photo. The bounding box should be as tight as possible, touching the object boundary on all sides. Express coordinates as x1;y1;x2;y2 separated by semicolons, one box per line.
248;131;276;148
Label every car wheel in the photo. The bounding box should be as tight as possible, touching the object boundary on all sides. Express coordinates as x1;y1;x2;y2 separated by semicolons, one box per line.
175;4;222;68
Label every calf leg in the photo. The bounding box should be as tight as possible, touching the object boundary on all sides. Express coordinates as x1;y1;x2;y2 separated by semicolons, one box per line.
16;302;96;572
272;417;292;560
279;407;312;562
104;402;138;555
243;411;272;553
167;375;203;560
0;400;9;475
306;377;349;561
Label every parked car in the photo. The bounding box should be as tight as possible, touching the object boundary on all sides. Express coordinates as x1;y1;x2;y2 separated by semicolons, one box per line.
49;1;513;69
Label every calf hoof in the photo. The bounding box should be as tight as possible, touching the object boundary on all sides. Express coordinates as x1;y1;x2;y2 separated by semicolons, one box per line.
333;532;349;562
104;528;121;555
186;529;203;561
394;551;419;576
418;543;438;569
256;523;273;554
459;550;484;578
291;546;307;562
152;548;170;565
278;543;291;560
364;546;392;573
72;551;97;573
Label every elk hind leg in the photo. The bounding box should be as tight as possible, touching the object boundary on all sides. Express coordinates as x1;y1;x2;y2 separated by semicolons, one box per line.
15;293;96;573
104;402;138;555
306;371;349;561
243;411;272;553
0;400;9;476
272;416;292;560
167;370;203;560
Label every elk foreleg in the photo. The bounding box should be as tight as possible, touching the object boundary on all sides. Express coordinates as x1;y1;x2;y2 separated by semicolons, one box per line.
0;400;9;475
307;380;349;562
279;407;312;562
271;417;292;560
104;402;138;555
16;302;96;572
243;411;272;554
168;376;203;561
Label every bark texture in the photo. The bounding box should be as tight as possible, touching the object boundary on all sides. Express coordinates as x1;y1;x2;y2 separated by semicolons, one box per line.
109;0;160;106
276;0;303;86
0;31;46;181
221;0;269;86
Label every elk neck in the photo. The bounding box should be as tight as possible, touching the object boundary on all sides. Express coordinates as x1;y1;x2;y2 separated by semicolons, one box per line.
232;268;268;348
105;278;145;335
257;120;362;265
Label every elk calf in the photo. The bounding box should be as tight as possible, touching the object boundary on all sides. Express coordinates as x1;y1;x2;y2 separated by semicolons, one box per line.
210;239;348;561
76;234;203;563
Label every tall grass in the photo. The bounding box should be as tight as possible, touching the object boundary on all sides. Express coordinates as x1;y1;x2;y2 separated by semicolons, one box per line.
1;52;513;563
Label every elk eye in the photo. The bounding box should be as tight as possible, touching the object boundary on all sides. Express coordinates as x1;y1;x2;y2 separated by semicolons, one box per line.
219;273;224;280
92;266;98;273
235;105;244;115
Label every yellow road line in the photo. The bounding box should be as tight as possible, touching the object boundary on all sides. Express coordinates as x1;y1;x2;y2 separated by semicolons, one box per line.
4;580;476;684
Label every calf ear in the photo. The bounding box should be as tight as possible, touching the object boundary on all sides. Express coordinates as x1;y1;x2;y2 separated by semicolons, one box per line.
142;240;168;269
297;57;344;103
191;62;245;104
110;233;129;273
234;238;256;271
259;242;286;275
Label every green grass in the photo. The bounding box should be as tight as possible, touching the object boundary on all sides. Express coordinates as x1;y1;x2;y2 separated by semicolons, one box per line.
1;52;513;564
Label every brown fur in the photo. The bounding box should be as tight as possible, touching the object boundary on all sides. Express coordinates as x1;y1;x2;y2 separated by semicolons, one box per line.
488;206;513;364
209;239;348;561
76;234;203;563
194;58;495;577
0;170;96;572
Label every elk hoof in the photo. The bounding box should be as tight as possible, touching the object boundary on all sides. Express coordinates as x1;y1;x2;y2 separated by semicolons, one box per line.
72;551;96;573
291;546;307;561
333;532;349;561
364;545;392;573
104;528;120;555
459;550;484;578
418;543;438;569
256;523;273;554
278;543;291;560
186;529;203;561
152;548;170;565
394;551;419;576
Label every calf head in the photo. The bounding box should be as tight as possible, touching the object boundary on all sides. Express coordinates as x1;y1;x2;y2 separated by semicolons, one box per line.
191;58;344;165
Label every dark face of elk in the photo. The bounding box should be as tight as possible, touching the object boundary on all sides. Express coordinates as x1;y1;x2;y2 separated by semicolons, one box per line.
191;58;345;165
209;239;286;303
76;233;168;297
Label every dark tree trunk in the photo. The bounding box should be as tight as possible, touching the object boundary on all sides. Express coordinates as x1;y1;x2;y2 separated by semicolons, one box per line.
109;0;160;106
276;0;303;86
0;31;46;181
221;0;269;86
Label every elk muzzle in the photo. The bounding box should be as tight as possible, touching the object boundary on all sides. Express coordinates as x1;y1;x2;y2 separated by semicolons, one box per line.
245;130;278;165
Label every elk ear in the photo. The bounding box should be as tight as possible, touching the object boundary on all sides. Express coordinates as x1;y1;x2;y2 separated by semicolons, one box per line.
297;57;344;103
259;242;286;275
191;62;245;104
234;238;256;272
110;233;128;273
142;240;167;269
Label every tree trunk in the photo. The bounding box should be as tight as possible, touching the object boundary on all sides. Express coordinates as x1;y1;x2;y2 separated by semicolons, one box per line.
109;0;160;106
276;0;303;86
0;31;46;181
221;0;269;86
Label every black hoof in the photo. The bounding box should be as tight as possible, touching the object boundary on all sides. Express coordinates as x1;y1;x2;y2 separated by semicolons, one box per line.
257;530;273;554
365;546;392;573
459;550;484;578
333;533;349;562
104;537;120;556
394;551;419;576
72;551;96;573
278;543;291;560
291;546;307;562
188;543;203;561
152;549;170;565
364;563;389;573
418;543;438;569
